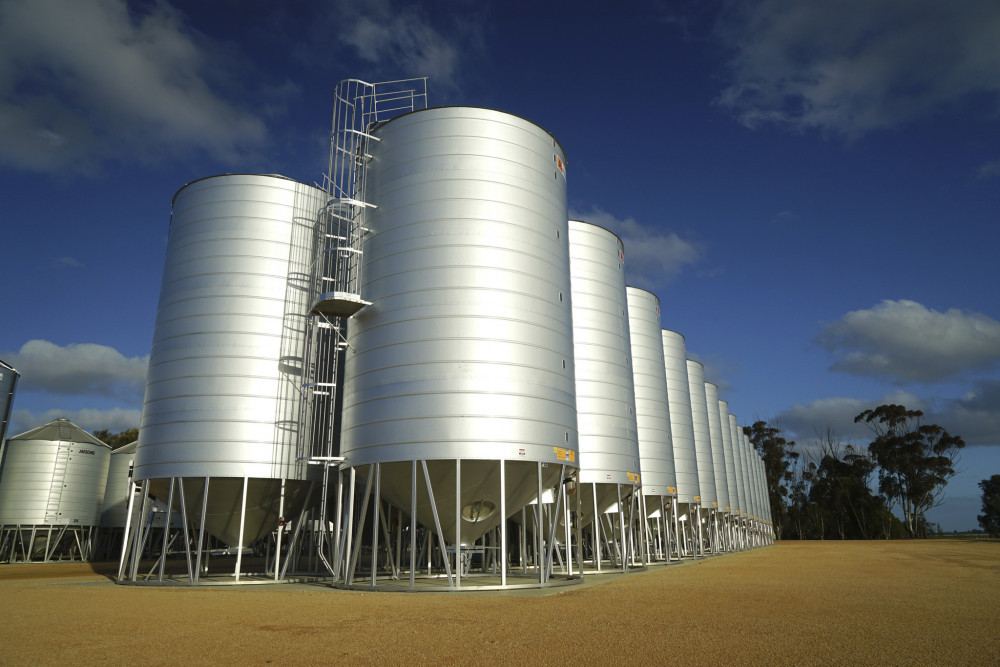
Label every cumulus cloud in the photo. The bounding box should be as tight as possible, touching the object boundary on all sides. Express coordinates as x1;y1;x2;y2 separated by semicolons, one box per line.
331;0;481;88
778;391;925;443
570;207;703;289
941;380;1000;447
0;0;266;173
978;160;1000;180
9;407;141;438
3;340;148;400
778;385;1000;449
817;300;1000;383
714;0;1000;137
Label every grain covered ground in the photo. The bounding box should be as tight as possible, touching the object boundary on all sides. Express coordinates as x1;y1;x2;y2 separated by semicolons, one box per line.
1;540;997;665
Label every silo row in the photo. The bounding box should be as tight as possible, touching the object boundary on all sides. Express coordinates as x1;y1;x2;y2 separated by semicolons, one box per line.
4;80;776;581
113;81;772;588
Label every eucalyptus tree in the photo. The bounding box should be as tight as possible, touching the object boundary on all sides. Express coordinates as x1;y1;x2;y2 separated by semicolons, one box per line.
854;405;964;538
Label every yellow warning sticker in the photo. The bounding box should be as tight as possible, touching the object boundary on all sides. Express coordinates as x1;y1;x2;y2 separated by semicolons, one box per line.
553;447;576;462
694;495;701;502
667;486;677;495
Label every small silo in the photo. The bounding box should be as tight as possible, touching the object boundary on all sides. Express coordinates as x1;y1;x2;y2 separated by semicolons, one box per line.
338;107;579;588
567;221;642;572
125;174;327;582
686;360;716;554
0;418;111;562
625;287;677;563
660;330;700;557
704;382;729;552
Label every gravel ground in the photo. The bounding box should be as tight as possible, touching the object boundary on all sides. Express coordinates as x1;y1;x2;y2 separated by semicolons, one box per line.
1;540;997;665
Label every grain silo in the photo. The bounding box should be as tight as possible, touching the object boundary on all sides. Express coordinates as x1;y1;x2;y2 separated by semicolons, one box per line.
566;222;642;573
704;382;729;552
686;360;717;554
336;105;580;589
0;418;111;562
727;414;746;549
625;287;678;563
122;174;328;583
660;330;701;557
731;418;749;548
717;401;739;551
0;359;17;451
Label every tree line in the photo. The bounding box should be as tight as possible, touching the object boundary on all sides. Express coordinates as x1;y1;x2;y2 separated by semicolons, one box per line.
747;405;975;539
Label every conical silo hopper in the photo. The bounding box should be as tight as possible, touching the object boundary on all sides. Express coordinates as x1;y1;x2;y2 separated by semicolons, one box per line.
338;107;578;587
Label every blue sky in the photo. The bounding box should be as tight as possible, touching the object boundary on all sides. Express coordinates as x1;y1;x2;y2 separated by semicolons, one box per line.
1;0;998;531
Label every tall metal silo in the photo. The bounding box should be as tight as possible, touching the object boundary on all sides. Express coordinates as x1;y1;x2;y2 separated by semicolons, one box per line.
728;413;747;549
0;359;17;453
686;360;716;554
741;431;758;547
122;174;327;583
731;418;749;548
704;382;729;553
566;221;642;573
660;330;701;557
625;287;677;562
0;418;111;562
337;106;579;589
717;401;739;550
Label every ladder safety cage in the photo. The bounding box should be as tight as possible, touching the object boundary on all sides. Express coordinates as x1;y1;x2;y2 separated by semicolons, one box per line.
299;78;427;578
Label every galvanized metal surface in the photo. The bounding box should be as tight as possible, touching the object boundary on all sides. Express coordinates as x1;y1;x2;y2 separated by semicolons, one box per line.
0;419;111;526
719;403;739;516
137;174;325;482
568;221;639;488
661;330;698;504
339;107;575;543
686;360;716;509
704;383;729;515
728;414;746;517
732;418;749;518
624;287;675;500
0;359;17;451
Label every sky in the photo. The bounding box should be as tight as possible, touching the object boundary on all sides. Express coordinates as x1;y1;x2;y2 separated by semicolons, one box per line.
1;0;998;531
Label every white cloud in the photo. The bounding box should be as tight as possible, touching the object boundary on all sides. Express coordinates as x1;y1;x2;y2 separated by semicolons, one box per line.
0;0;266;173
3;340;148;400
332;0;481;88
714;0;1000;137
570;207;703;290
9;407;141;438
817;300;1000;383
778;391;925;443
978;160;1000;179
778;385;999;449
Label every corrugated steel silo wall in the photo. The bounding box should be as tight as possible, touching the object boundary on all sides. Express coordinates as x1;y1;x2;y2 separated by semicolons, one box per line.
0;438;110;525
135;174;324;481
686;360;716;509
661;330;698;504
719;403;739;514
341;107;576;467
0;360;17;451
568;221;639;486
704;383;729;514
728;414;746;516
100;443;136;528
625;287;675;498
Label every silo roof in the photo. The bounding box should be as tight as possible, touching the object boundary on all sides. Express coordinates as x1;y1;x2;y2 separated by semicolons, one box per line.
8;418;111;449
111;440;138;455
